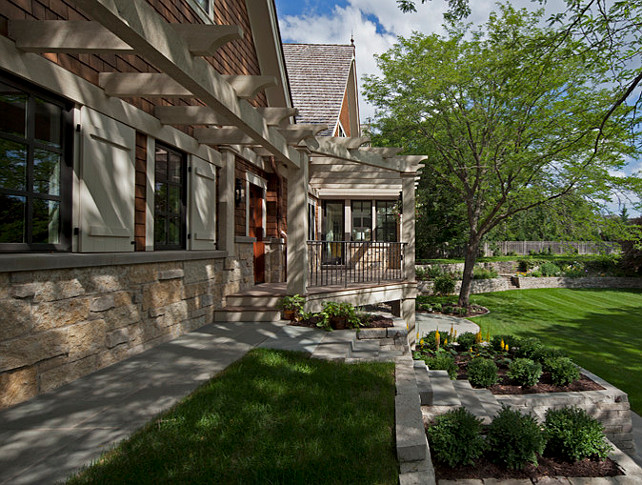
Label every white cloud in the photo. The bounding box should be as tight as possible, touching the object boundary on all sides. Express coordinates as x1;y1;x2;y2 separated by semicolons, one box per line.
278;0;567;119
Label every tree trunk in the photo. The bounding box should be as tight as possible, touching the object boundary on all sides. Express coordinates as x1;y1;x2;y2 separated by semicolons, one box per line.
458;237;480;308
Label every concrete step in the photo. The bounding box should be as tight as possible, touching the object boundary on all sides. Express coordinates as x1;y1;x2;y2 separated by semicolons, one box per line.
427;370;460;407
225;295;282;308
453;380;491;424
474;388;502;419
310;342;351;361
351;339;381;355
413;360;433;405
214;307;282;323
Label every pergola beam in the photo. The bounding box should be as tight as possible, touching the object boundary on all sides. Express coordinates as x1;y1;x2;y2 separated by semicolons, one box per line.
170;24;243;56
278;124;327;144
72;0;300;167
99;73;192;97
256;107;298;126
221;75;278;99
194;127;255;145
8;20;132;53
154;105;231;125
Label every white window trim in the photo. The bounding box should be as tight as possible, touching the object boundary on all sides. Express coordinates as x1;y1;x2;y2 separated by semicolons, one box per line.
185;0;214;24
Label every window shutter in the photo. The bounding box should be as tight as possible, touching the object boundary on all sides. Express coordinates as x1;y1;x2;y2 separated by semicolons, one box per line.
189;156;217;250
79;108;135;252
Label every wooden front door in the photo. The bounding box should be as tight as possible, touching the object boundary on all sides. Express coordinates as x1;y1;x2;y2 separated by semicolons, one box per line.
249;183;265;284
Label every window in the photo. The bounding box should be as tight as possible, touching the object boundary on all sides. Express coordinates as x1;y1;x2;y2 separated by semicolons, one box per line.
154;143;186;250
376;200;398;242
0;74;72;252
193;0;212;16
351;200;371;241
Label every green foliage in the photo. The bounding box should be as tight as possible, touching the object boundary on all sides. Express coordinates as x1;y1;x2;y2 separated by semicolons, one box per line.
514;337;545;359
427;407;486;467
318;301;360;330
423;353;458;380
365;3;641;307
456;332;477;350
491;334;521;352
540;262;562;277
486;406;546;470
467;357;498;388
544;407;612;462
417;331;440;351
531;347;567;364
433;274;456;296
545;357;580;386
508;358;542;387
473;267;498;279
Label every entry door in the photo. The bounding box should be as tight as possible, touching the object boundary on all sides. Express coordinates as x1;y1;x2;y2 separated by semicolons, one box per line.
249;183;265;284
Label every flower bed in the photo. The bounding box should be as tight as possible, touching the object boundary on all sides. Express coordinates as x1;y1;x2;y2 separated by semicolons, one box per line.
414;330;636;454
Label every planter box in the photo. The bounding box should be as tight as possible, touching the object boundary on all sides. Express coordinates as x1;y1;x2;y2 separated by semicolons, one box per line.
495;367;636;457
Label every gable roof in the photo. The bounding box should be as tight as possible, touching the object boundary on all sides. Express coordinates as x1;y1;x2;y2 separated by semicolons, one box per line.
282;43;355;136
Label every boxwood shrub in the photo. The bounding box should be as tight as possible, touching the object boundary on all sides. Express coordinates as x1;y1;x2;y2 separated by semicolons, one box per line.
467;357;498;388
508;358;542;387
544;407;612;462
486;405;545;470
544;357;580;386
427;407;487;467
424;353;458;380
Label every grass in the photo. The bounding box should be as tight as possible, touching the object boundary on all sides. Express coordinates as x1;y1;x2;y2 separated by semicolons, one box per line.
67;348;397;485
468;288;642;414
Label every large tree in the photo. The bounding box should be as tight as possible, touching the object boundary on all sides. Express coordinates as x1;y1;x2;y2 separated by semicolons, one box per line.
364;4;641;306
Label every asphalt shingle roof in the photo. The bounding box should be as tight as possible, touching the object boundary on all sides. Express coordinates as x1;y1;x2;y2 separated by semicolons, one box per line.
283;43;355;136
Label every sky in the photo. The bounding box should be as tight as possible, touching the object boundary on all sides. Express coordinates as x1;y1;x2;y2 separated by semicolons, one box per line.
274;0;641;214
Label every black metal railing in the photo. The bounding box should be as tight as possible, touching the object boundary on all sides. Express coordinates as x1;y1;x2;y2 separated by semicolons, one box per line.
307;241;407;287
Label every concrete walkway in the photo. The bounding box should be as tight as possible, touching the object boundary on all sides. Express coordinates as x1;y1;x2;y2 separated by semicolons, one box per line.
415;312;480;339
1;320;405;485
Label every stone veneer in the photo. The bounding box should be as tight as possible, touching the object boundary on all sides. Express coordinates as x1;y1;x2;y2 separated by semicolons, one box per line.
0;244;256;409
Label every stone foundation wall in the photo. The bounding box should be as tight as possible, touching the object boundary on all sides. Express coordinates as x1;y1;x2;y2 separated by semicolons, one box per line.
495;368;636;456
0;244;255;409
417;261;519;275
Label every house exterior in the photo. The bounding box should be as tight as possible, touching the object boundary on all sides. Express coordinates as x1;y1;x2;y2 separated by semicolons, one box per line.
0;0;423;409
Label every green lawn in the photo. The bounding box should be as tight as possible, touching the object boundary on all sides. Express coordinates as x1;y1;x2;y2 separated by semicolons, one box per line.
67;349;397;485
469;288;642;414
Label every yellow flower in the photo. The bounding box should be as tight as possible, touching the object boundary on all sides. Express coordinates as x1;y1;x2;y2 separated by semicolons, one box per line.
444;338;448;346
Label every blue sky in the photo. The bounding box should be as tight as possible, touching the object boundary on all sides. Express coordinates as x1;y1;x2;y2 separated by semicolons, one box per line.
274;0;641;212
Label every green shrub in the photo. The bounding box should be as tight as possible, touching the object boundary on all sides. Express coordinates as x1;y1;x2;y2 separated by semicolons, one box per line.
432;303;443;312
531;346;567;364
491;334;521;352
545;357;580;386
415;267;428;280
427;407;487;467
433;274;456;296
426;266;444;279
514;337;545;359
473;267;499;279
467;357;498;387
319;301;360;330
486;406;546;470
544;407;612;462
457;332;477;350
540;262;562;277
508;358;542;387
442;305;453;314
424;353;458;380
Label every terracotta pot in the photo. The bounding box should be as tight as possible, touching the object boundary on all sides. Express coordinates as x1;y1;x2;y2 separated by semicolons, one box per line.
282;309;296;321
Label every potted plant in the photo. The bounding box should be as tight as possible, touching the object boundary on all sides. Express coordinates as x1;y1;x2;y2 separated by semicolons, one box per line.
278;294;305;322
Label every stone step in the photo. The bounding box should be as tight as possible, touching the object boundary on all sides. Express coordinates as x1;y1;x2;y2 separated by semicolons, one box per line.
413;360;433;405
214;307;282;323
225;294;282;308
427;370;460;407
474;388;502;419
453;380;491;424
310;342;351;361
351;339;381;355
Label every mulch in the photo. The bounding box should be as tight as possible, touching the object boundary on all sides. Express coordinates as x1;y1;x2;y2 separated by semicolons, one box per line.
454;357;605;394
434;455;623;480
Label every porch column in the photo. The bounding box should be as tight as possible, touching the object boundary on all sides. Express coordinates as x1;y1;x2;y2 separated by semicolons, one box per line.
401;172;417;339
218;149;235;258
287;152;309;295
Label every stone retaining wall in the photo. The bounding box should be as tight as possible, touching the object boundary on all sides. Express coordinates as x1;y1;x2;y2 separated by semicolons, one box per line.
515;276;642;290
495;368;636;455
417;275;642;295
0;244;255;409
417;261;519;275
